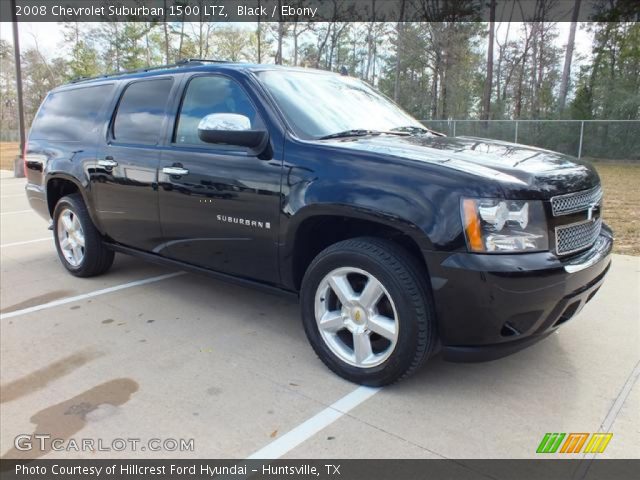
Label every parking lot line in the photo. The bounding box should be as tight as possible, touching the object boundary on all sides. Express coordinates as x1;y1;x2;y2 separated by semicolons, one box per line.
0;271;186;320
598;360;640;433
573;360;640;477
247;385;381;459
0;210;33;215
0;237;51;248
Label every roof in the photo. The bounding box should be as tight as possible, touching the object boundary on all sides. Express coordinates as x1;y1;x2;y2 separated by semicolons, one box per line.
65;59;335;88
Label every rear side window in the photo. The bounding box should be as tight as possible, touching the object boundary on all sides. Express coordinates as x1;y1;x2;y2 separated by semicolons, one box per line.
29;84;114;141
113;78;173;145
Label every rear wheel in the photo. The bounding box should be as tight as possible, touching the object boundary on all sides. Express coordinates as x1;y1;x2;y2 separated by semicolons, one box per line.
53;194;114;277
301;237;437;386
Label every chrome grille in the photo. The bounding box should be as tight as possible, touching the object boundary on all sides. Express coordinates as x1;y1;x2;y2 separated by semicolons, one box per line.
550;185;602;217
556;218;602;256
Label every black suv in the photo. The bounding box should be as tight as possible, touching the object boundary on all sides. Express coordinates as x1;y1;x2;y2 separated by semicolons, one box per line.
25;61;613;386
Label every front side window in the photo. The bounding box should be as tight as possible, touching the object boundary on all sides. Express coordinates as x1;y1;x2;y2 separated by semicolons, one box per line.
113;78;173;145
174;76;260;146
256;70;424;139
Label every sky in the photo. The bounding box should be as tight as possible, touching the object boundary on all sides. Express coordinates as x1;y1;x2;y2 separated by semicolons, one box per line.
0;21;594;66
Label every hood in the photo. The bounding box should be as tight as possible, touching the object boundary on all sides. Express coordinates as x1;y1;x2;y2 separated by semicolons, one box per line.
320;134;599;199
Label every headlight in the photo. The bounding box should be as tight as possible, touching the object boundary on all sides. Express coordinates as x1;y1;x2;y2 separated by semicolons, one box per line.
461;198;549;253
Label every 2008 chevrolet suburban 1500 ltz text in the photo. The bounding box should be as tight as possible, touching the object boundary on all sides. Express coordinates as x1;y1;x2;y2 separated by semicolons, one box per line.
24;60;613;386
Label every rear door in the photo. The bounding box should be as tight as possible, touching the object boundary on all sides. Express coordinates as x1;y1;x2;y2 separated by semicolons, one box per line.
157;73;282;283
93;76;178;252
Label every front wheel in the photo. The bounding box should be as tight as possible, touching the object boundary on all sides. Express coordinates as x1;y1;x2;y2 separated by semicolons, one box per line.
300;237;437;386
53;194;114;277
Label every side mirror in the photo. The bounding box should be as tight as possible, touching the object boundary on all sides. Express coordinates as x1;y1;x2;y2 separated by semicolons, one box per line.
197;113;268;155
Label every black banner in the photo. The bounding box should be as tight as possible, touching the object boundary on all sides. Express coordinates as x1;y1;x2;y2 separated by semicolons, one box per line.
1;0;639;23
0;460;639;480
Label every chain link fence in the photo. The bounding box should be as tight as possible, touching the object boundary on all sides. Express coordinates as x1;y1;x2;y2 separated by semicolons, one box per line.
420;120;640;161
2;121;639;160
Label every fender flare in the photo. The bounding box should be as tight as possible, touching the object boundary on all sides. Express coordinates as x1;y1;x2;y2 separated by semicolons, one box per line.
280;203;435;290
45;172;103;233
284;203;434;251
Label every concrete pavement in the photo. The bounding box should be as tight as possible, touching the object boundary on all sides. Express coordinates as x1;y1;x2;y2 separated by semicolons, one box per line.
1;173;638;461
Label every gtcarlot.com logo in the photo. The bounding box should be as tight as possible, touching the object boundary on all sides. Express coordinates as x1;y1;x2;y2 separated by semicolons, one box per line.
536;432;613;454
14;434;195;452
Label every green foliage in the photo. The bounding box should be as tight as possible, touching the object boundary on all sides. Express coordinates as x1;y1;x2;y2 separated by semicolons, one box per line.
212;26;252;62
67;41;100;80
1;18;639;140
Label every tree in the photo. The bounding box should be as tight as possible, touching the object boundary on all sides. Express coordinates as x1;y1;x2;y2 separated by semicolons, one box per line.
287;1;313;67
393;0;406;101
20;47;66;125
161;1;170;62
190;2;216;58
62;23;100;80
481;0;496;120
271;1;289;64
572;22;640;120
214;26;252;62
247;27;273;63
2;12;639;142
558;0;581;111
0;39;18;135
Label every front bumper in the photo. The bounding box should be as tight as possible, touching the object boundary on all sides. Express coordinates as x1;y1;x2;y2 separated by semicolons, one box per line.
424;224;613;362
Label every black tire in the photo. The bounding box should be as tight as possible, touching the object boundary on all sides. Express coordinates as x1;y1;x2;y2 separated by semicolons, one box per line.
300;237;437;386
53;194;114;277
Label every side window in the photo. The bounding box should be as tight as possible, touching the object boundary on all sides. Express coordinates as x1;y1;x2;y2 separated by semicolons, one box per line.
174;76;261;146
113;78;173;145
30;84;115;141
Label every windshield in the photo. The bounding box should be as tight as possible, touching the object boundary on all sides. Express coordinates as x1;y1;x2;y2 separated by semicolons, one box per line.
255;70;425;139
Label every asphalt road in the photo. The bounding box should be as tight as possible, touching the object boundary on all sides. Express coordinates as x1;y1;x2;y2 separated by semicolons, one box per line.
1;172;638;463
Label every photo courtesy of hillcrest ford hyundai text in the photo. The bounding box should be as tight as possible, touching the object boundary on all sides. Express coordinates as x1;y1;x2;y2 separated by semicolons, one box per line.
24;61;613;386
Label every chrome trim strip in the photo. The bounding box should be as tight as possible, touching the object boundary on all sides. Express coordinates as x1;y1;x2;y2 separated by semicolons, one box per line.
564;254;601;273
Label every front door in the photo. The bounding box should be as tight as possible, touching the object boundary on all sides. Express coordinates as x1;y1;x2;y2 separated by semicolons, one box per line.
158;74;282;284
94;76;177;252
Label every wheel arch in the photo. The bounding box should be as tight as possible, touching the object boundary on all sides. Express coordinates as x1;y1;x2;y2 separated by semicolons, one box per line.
282;205;433;292
46;174;102;232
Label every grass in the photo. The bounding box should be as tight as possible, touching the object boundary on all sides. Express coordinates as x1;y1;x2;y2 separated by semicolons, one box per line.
0;142;19;171
592;161;640;256
0;142;637;255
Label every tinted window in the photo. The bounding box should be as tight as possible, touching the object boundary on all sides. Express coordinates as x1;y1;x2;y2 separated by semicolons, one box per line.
113;78;173;145
256;70;423;139
175;76;260;146
30;84;115;141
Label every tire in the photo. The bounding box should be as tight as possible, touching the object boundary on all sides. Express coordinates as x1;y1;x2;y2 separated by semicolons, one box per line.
53;194;114;277
300;237;437;386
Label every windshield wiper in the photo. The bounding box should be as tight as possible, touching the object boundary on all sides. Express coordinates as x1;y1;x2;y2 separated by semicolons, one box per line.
318;129;410;140
390;125;444;136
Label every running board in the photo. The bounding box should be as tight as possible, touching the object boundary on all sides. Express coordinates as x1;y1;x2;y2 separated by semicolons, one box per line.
105;242;299;301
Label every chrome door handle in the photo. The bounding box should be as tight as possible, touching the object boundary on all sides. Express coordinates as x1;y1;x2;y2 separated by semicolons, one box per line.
98;159;118;168
162;167;189;176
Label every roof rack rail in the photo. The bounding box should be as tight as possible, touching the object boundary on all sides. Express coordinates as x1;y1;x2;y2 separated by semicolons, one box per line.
179;58;233;64
69;58;231;84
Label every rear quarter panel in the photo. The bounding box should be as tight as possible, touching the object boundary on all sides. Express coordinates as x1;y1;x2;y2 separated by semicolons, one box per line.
25;82;119;227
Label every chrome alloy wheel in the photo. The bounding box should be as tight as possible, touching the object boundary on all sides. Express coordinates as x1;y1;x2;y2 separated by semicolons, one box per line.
314;267;399;368
57;208;85;267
